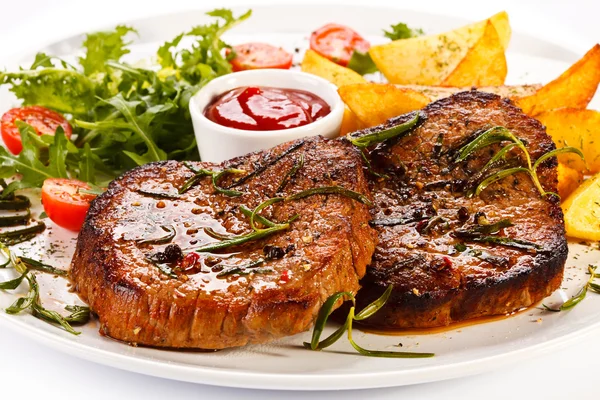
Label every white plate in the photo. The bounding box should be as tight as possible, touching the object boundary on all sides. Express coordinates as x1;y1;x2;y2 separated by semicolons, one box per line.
1;4;599;391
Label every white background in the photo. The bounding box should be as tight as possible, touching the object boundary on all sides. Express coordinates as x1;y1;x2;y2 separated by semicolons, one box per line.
0;0;599;399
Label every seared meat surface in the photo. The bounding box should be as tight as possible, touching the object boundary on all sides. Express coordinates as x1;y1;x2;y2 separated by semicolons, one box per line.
70;136;376;349
354;91;567;329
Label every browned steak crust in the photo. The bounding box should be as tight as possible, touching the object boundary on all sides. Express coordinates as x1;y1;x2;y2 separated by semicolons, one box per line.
70;136;376;349
355;90;567;329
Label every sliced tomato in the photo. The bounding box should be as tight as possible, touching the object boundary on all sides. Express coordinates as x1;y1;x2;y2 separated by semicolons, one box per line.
41;178;97;232
309;23;371;66
229;43;293;72
1;106;72;155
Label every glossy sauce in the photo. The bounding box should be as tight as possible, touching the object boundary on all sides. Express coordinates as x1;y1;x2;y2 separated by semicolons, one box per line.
204;86;331;131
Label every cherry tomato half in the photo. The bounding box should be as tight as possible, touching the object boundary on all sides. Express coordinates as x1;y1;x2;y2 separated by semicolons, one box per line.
41;178;97;232
1;106;72;155
228;43;293;72
309;23;370;66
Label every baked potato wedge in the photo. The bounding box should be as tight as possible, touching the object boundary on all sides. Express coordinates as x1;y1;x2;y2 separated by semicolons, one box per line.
441;21;507;87
562;172;600;241
338;83;430;127
557;163;584;200
369;11;510;85
301;49;366;87
340;106;365;135
537;108;600;173
514;44;600;116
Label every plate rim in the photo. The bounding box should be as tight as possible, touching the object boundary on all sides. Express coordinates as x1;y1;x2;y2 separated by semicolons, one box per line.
1;309;599;390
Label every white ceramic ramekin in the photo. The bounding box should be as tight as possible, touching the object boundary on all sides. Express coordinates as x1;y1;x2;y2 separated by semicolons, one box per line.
189;69;344;163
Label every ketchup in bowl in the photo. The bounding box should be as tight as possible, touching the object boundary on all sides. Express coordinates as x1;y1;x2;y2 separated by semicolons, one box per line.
204;86;331;131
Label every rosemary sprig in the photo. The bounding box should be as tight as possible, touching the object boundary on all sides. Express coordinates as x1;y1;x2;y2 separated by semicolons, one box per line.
0;222;46;246
20;257;68;276
225;141;306;189
369;215;428;227
304;285;434;358
195;223;294;253
154;262;177;279
239;205;276;228
347;112;420;148
286;186;373;207
459;218;513;235
0;244;89;334
456;127;528;164
137;189;180;200
360;150;389;180
0;210;30;227
216;258;266;278
136;225;176;245
457;126;584;198
192;186;371;253
180;162;246;196
544;265;599;311
276;154;304;193
0;195;31;210
457;235;541;251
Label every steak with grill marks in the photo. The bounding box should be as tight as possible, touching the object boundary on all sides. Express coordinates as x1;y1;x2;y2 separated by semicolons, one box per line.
353;90;567;329
70;136;376;349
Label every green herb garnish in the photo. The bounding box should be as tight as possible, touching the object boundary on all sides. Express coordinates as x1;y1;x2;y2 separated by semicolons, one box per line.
136;225;176;245
20;257;68;276
304;285;434;358
193;186;371;253
347;112;420;148
276;154;304;193
216;258;267;278
383;22;425;40
0;210;30;227
0;221;46;246
0;244;89;334
457;126;584;198
347;51;378;76
180;162;246;196
544;265;600;311
0;195;31;210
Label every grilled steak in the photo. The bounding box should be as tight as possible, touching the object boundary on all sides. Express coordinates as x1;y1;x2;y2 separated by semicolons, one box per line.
70;136;376;349
353;90;567;329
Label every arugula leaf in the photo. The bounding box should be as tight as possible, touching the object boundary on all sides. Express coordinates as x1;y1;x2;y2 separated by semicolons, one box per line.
0;8;251;190
78;144;96;184
0;123;52;192
47;127;69;178
101;94;167;164
383;22;424;40
0;69;95;115
347;51;378;75
175;9;252;83
79;25;137;75
157;33;184;69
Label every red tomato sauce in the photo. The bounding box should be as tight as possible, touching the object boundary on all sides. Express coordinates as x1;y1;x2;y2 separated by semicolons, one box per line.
204;86;331;131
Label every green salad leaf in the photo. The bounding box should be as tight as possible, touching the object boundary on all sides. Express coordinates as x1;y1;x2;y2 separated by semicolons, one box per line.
347;51;378;75
383;22;424;40
0;8;252;191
